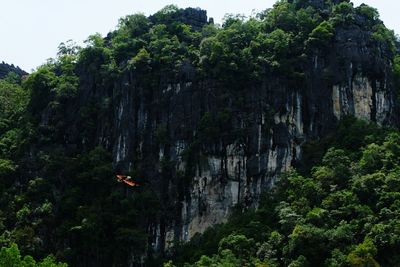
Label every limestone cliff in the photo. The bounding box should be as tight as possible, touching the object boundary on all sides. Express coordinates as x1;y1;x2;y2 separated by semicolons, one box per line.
34;3;398;262
72;12;396;255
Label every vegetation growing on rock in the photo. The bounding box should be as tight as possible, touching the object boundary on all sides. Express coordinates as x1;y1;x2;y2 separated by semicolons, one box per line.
0;0;399;266
171;118;400;266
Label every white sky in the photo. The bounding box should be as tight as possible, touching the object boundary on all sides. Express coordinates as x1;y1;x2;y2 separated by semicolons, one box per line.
1;0;399;72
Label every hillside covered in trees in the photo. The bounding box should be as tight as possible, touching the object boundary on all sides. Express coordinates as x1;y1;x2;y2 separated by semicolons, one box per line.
170;118;400;266
0;0;400;266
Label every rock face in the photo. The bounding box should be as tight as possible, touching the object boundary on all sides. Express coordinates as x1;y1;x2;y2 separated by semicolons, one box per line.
66;5;397;255
149;7;209;31
0;61;27;79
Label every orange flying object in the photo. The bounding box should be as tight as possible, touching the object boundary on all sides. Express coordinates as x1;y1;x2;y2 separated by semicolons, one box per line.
116;175;140;187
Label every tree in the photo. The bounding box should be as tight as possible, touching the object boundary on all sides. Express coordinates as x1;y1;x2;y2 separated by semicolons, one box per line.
0;79;28;130
218;234;256;259
0;243;67;267
372;24;396;53
356;4;379;21
306;21;334;48
332;2;355;26
346;238;380;267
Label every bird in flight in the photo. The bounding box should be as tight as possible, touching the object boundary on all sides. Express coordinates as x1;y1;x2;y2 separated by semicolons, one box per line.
116;175;140;187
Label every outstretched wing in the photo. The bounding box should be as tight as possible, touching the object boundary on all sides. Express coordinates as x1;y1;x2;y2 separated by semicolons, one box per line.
122;179;140;187
116;175;125;182
116;175;140;187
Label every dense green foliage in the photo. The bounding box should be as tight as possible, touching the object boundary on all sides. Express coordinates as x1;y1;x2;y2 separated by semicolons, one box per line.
0;243;66;267
0;0;399;266
0;50;159;265
170;118;400;266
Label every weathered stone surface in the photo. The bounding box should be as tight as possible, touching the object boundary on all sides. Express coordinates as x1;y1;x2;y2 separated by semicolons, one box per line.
64;4;397;255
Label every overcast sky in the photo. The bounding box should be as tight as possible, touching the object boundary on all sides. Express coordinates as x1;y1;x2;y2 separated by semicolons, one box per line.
1;0;399;72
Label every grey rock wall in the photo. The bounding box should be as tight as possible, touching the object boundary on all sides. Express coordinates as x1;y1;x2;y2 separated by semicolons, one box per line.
72;6;397;254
